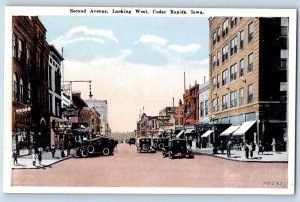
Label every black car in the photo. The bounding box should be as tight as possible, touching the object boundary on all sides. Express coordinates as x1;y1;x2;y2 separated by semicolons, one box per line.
136;137;154;153
74;137;118;158
162;138;193;159
128;138;136;145
152;137;169;150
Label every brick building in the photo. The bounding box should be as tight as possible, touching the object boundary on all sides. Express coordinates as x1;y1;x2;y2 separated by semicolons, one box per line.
209;17;288;150
183;82;199;125
12;16;50;155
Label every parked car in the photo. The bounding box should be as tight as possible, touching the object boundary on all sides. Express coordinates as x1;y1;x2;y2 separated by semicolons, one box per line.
162;138;193;159
74;137;118;158
128;138;136;145
152;137;169;151
136;137;154;153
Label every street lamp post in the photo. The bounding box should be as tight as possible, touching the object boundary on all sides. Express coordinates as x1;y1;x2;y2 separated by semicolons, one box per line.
256;112;260;150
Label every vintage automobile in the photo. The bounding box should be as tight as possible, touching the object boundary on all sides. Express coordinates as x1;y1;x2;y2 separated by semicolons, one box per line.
162;138;193;159
74;137;118;158
152;137;169;151
127;138;136;145
136;137;154;153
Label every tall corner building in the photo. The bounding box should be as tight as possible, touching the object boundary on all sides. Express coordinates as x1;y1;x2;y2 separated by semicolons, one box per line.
208;17;288;151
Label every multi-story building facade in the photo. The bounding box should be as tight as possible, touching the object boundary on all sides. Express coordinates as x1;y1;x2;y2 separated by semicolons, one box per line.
209;17;288;150
48;45;64;146
175;99;184;128
198;81;209;124
183;82;199;125
12;16;50;155
136;113;159;137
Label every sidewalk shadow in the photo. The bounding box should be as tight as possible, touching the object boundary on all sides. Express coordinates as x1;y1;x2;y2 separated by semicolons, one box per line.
13;163;26;167
252;157;263;160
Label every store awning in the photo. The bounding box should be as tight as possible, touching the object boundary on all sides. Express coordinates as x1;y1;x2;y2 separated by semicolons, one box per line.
175;130;185;138
184;128;195;134
233;120;256;136
201;130;213;138
220;125;241;136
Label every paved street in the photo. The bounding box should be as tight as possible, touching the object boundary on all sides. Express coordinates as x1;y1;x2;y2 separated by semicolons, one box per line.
12;143;288;188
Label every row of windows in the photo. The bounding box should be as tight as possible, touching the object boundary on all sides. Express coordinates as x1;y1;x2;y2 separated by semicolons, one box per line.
199;100;209;117
212;84;253;112
211;53;253;91
13;73;32;103
211;22;253;69
212;17;252;47
12;33;32;66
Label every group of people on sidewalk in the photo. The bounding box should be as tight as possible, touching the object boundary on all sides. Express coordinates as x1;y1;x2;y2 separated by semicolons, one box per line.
218;139;264;159
31;150;43;166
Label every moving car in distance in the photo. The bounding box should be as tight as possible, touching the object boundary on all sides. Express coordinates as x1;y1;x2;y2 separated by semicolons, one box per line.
136;137;155;153
162;138;193;159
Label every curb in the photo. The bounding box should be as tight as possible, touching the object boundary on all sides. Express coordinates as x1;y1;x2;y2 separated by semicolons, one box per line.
12;156;72;170
192;150;288;163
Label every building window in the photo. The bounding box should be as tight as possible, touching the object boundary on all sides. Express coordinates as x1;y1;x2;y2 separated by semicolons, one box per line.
222;18;229;37
17;39;23;60
230;91;237;108
49;65;52;90
280;49;288;70
239;59;244;77
217;51;220;66
230;36;238;55
212;77;216;91
248;21;254;43
231;17;237;28
230;63;237;82
212;99;216;112
281;17;289;36
248;84;253;104
200;102;204;117
205;100;208;116
213;31;217;46
19;78;23;103
217;27;221;42
49;94;53;114
26;47;31;66
222;44;228;62
222;94;228;111
212;54;216;69
27;82;32;103
217;97;220;112
239;88;244;106
222;69;227;86
12;33;17;57
13;73;18;101
248;53;253;73
217;74;220;89
240;30;244;49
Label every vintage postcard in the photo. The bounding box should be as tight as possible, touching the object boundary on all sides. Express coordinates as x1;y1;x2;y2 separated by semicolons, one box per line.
3;6;296;194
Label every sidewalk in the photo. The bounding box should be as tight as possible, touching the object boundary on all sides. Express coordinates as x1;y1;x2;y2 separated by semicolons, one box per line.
191;147;288;163
12;149;73;169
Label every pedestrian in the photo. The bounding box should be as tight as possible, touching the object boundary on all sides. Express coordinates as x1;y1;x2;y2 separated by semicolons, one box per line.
67;141;71;156
258;141;264;154
245;141;250;159
13;150;18;165
38;151;42;165
32;150;36;166
226;139;232;158
250;142;256;158
51;144;56;158
220;141;224;154
188;136;193;148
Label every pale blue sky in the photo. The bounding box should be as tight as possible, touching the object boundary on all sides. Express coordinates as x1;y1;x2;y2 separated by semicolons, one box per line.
39;16;209;132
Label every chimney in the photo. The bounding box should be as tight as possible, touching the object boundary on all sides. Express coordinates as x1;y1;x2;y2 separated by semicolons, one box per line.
173;97;174;107
204;76;206;83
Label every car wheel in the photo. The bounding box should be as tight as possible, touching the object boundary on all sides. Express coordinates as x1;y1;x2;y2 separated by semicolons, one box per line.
81;148;88;158
103;148;110;156
74;148;81;158
142;144;149;151
158;143;164;150
168;151;173;159
162;149;167;158
87;145;94;153
153;143;157;149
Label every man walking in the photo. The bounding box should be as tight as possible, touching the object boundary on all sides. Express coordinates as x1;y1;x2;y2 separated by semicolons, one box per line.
13;150;18;165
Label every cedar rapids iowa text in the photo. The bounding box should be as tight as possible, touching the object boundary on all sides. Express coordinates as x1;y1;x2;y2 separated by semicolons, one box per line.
69;8;204;15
